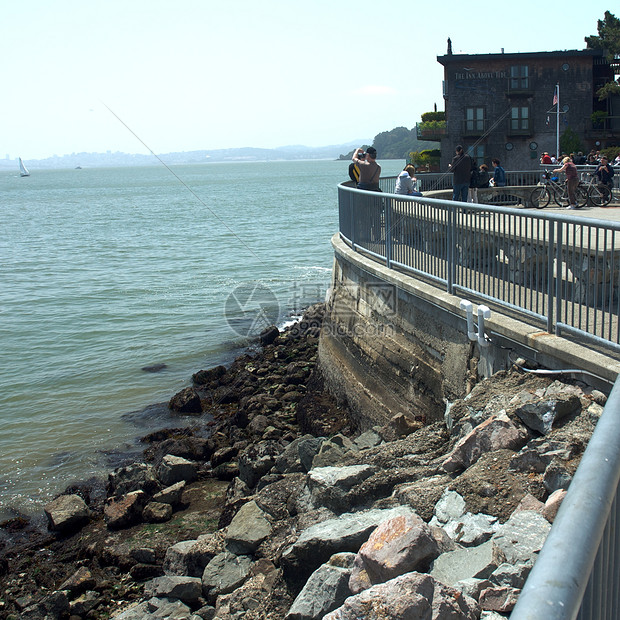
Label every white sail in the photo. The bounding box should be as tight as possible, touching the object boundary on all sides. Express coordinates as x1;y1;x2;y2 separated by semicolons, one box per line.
19;157;30;177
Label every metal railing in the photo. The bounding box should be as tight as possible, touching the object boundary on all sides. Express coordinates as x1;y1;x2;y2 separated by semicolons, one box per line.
338;180;620;617
510;373;620;619
408;170;545;193
338;180;620;355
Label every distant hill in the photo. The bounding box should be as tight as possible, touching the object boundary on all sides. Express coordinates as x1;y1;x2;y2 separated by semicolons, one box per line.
1;128;437;171
0;140;371;171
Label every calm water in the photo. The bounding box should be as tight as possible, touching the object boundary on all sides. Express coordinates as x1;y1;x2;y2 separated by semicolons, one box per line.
0;159;403;519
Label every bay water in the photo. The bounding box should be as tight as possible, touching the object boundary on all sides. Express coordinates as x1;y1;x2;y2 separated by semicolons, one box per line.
0;158;403;520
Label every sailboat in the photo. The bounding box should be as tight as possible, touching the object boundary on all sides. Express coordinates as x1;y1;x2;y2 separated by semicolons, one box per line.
19;157;30;177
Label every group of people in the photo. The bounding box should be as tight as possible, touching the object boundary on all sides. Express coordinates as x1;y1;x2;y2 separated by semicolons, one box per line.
349;147;422;196
541;150;620;167
449;145;505;203
349;144;616;211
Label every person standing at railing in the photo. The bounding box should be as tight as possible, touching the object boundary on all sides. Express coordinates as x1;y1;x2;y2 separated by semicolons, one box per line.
491;159;506;187
540;152;552;164
449;145;472;202
553;156;580;209
352;147;381;192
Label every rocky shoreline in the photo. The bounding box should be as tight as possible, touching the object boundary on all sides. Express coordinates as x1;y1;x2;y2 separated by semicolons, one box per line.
0;303;606;619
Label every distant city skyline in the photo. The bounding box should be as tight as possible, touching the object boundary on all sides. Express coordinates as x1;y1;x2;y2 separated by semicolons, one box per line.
2;0;613;161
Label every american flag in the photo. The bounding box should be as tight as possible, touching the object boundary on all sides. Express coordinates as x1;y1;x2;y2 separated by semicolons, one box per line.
552;87;558;106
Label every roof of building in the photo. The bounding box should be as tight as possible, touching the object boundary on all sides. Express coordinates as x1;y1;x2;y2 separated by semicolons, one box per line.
437;48;605;65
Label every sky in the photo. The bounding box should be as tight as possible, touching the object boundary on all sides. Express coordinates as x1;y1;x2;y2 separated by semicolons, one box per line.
2;0;615;161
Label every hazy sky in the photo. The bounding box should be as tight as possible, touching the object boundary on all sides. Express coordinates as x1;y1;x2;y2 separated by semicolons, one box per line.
3;0;613;160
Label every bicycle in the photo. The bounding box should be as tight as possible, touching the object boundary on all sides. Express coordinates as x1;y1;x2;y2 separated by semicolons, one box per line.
529;172;588;209
580;172;613;207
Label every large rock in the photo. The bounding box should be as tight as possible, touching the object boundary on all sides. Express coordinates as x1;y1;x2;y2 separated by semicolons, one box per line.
225;500;272;554
163;537;219;578
430;539;496;585
492;510;551;565
510;383;582;435
442;412;529;473
285;553;356;620
104;490;148;529
142;501;173;523
323;572;480;619
351;513;440;589
156;455;198;486
281;506;415;583
237;440;281;488
168;386;202;414
201;552;253;601
108;462;161;498
307;465;376;513
44;494;91;533
143;575;203;605
152;480;186;506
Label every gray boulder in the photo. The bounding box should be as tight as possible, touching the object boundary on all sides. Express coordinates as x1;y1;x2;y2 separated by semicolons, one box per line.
163;539;217;578
143;575;203;606
285;553;356;620
44;494;91;533
152;480;186;506
430;539;496;585
281;506;415;582
492;510;551;565
307;465;376;513
324;572;480;619
201;552;253;601
156;455;198;486
225;500;272;554
108;462;161;498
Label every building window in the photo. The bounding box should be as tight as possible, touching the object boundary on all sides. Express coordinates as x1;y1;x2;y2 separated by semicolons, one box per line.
465;107;485;132
467;144;486;164
511;106;530;131
510;65;529;90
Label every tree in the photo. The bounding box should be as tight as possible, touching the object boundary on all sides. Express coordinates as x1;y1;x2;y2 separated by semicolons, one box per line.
559;127;583;155
585;11;620;60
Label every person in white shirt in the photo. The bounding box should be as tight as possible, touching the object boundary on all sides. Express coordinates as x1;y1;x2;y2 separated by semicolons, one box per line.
395;165;421;195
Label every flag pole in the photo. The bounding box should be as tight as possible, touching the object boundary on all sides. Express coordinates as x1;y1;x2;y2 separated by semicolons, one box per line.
556;83;560;158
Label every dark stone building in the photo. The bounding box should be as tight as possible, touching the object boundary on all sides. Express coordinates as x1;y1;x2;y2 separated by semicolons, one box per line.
430;47;619;170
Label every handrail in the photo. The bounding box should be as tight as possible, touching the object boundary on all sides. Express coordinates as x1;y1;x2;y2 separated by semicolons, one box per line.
337;182;620;618
509;374;620;619
338;182;620;354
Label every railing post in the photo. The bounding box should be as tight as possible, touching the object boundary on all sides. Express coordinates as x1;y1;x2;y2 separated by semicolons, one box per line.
554;222;562;336
385;196;392;268
447;204;455;295
548;220;556;334
350;190;355;247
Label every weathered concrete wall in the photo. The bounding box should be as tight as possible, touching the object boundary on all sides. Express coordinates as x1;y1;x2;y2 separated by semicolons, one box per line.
319;233;620;431
318;236;473;431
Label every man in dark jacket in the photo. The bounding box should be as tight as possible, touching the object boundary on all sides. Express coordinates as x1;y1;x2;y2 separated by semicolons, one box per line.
449;145;472;202
595;156;615;190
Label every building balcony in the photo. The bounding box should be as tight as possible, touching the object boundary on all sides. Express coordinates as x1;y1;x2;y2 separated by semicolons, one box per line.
416;122;447;141
584;116;620;139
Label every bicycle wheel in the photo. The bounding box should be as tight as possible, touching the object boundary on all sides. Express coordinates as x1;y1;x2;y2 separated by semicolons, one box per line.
575;183;588;208
588;184;612;207
530;186;550;208
553;185;567;207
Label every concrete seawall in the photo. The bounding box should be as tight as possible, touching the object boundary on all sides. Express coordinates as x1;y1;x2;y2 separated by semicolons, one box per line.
319;233;620;430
